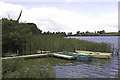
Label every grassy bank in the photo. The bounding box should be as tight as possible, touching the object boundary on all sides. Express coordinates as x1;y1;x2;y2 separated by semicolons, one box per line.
3;57;77;78
2;58;58;78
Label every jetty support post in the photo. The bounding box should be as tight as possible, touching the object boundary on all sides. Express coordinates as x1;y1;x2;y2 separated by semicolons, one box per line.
116;48;119;56
111;45;114;56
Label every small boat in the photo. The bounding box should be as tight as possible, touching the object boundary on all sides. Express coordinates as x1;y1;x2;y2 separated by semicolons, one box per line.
59;53;92;61
75;50;112;59
36;50;50;53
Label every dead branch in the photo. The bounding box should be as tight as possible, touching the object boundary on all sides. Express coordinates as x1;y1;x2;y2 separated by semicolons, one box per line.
17;10;22;22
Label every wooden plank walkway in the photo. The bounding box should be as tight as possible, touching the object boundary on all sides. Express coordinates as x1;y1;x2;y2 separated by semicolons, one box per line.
2;53;74;60
2;54;47;60
53;53;74;60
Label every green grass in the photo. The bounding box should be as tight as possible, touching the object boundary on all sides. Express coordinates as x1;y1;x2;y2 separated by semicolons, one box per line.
2;57;59;78
3;57;77;78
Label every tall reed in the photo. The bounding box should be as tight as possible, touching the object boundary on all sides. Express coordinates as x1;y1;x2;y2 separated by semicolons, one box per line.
22;35;111;55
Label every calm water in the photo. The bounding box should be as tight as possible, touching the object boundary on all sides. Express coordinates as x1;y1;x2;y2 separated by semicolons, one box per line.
67;36;119;48
53;36;118;78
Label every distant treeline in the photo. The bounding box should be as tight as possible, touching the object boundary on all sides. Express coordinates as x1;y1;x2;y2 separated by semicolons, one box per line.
2;18;111;56
68;30;120;36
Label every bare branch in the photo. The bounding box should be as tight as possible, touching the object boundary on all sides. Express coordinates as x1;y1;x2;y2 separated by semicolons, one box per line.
17;10;22;22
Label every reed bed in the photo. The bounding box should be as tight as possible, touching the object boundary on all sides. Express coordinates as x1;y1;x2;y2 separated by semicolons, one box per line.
21;35;111;55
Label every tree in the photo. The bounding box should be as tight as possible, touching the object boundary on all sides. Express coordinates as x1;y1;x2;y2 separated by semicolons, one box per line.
2;18;35;55
97;31;100;33
76;31;80;35
68;32;72;36
102;30;105;33
86;31;90;33
53;32;55;34
99;30;105;34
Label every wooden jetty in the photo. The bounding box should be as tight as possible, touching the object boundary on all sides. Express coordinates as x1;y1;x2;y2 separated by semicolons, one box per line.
2;54;47;60
2;53;92;60
53;53;74;60
2;53;74;60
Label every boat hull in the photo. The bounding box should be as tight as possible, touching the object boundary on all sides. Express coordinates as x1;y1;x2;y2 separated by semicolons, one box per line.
60;53;92;61
75;50;112;59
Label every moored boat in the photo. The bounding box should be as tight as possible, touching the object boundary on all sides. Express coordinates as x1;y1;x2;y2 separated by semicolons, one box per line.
36;50;50;53
60;53;92;61
75;50;112;59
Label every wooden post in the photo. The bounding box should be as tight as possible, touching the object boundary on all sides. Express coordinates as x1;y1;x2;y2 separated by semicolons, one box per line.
117;48;119;56
17;50;19;55
112;45;114;56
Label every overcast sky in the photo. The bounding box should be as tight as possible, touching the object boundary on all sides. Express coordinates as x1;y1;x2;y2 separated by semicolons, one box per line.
0;0;118;33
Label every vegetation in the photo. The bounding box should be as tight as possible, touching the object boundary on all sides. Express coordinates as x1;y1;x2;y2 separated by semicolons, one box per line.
2;58;57;78
2;18;112;56
2;11;118;78
73;30;120;36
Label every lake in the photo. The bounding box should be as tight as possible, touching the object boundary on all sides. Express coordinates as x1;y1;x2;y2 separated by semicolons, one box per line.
67;36;119;47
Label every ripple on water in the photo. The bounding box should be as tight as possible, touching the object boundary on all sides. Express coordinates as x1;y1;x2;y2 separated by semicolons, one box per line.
61;36;119;78
53;56;118;78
